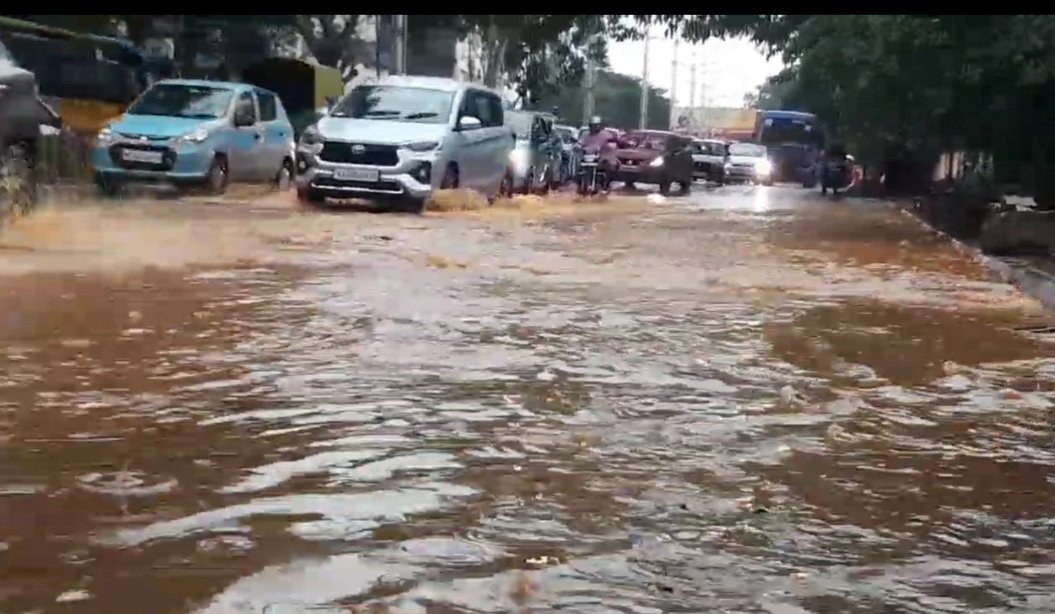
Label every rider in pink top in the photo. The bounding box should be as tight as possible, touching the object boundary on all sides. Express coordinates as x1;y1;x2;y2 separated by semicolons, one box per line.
579;115;620;168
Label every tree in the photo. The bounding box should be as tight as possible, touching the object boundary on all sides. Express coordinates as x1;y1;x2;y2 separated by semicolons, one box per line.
534;69;671;130
448;16;609;103
646;14;1055;202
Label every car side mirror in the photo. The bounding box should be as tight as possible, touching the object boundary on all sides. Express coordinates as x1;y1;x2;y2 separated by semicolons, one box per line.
457;115;482;131
234;109;255;127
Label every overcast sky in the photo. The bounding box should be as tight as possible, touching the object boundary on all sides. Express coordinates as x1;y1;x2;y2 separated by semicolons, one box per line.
607;33;784;109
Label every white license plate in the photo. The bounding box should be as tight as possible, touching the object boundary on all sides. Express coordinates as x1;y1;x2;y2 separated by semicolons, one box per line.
121;149;163;164
334;167;379;182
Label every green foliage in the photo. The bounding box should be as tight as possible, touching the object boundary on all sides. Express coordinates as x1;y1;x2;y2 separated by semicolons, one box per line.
533;70;671;130
692;14;1055;201
451;15;609;102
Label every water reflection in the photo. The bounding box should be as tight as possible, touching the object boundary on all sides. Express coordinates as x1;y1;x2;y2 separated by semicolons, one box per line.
2;188;1055;612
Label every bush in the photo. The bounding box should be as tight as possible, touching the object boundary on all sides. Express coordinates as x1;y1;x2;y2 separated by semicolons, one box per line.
36;127;94;185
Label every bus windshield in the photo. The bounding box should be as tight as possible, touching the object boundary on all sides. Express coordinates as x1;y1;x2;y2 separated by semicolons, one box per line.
759;115;821;147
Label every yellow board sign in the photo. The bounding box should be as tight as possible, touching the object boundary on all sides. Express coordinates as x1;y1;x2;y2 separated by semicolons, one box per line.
53;98;126;135
700;107;758;132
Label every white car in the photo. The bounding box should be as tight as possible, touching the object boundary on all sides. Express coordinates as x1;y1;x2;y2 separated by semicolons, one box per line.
294;75;514;212
724;142;774;185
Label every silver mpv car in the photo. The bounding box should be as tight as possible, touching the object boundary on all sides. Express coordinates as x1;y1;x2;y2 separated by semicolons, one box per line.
294;76;514;212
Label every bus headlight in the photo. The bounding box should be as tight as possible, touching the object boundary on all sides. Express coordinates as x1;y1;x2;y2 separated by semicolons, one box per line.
755;159;772;176
649;156;664;168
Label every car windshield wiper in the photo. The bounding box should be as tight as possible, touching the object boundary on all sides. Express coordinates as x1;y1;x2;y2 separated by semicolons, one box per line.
403;112;439;120
362;109;402;117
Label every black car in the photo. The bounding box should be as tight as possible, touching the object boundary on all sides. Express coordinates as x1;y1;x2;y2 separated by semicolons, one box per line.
0;39;60;220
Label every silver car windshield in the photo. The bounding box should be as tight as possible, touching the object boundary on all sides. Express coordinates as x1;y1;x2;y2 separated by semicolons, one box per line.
330;85;453;124
505;112;532;139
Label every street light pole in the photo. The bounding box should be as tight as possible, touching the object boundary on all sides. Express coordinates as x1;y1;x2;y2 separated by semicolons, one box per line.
393;15;407;75
669;37;678;130
639;33;650;130
689;47;697;112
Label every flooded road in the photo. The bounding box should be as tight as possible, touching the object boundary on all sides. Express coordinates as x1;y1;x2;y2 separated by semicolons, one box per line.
3;185;1055;613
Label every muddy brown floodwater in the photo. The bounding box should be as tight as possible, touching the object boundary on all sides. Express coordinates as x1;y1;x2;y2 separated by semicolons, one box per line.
2;185;1055;613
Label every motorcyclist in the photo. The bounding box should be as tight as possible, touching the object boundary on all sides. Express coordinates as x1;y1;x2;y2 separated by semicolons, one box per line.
576;116;619;192
821;142;852;194
580;115;618;162
826;142;848;164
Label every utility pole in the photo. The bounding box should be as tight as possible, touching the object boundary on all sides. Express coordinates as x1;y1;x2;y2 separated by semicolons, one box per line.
639;33;650;130
393;15;407;75
669;37;679;130
689;47;697;111
584;41;597;122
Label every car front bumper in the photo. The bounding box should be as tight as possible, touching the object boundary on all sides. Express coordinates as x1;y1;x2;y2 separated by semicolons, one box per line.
724;165;772;182
610;162;666;184
295;145;439;202
90;141;216;183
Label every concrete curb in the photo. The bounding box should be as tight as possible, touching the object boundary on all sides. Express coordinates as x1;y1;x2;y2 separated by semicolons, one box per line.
891;203;1055;314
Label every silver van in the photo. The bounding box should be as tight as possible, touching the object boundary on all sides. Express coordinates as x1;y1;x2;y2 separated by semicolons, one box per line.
294;75;514;212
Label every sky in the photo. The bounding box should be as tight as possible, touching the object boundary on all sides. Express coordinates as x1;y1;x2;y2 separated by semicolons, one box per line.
607;32;785;110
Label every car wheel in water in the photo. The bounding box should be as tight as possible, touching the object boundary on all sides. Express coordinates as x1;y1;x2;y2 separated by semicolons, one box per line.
94;173;122;198
274;159;294;191
679;179;691;195
440;164;459;190
658;179;671;195
0;143;36;222
498;170;514;199
395;197;426;214
519;168;533;195
205;156;229;196
296;187;325;206
537;167;552;195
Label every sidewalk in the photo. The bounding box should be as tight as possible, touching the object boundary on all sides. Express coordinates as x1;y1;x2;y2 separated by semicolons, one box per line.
894;202;1055;314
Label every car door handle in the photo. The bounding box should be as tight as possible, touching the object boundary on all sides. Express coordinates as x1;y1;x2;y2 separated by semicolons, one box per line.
254;133;262;140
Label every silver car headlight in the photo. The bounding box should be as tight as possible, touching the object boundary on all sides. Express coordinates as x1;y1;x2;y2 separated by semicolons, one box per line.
509;147;530;171
299;126;322;147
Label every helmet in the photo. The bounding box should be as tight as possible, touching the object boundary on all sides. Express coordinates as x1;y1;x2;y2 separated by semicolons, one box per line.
588;115;603;134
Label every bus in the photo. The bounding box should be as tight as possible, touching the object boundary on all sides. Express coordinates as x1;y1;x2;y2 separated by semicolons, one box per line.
753;110;825;184
0;17;146;134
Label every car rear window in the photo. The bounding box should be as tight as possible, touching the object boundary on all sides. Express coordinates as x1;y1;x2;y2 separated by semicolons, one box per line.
624;131;669;150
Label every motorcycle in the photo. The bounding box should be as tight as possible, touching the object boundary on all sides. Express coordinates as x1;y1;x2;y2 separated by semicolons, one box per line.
820;155;853;195
576;150;608;196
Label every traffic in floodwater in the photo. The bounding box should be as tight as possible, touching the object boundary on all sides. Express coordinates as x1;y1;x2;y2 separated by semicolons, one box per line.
2;184;1055;613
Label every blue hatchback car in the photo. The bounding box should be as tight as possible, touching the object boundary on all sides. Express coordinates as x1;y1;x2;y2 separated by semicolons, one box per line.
92;79;295;195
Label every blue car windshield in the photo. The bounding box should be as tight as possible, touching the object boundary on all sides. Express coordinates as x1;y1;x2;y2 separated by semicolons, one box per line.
127;83;234;119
